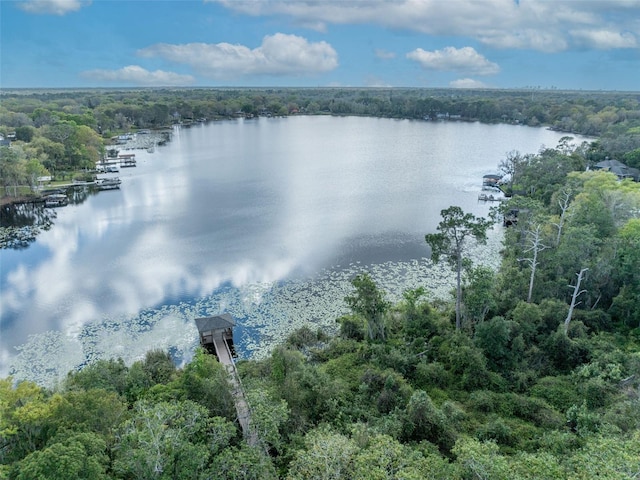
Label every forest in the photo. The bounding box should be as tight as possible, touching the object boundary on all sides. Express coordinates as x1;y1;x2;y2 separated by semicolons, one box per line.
1;88;640;479
1;87;640;195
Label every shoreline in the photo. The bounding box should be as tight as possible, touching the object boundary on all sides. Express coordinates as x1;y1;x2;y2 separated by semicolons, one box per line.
1;132;172;248
107;129;172;151
1;195;43;207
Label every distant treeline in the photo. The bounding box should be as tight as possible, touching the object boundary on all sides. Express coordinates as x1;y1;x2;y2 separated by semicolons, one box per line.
1;87;639;136
1;88;640;189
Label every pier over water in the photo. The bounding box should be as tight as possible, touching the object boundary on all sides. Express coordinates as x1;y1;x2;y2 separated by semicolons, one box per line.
194;314;258;446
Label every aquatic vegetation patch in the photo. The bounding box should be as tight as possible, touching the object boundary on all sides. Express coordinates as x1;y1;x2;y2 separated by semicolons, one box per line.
8;229;503;388
0;226;44;249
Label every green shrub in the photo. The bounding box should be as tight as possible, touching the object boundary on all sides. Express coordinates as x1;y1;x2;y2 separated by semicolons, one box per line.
577;377;617;409
439;334;492;390
73;171;95;182
573;308;611;332
477;416;516;447
508;368;539;393
529;376;581;412
402;390;456;452
441;400;467;429
566;401;601;436
510;302;542;342
602;399;640;432
370;344;414;376
537;299;570;338
536;429;580;456
474;316;513;371
414;361;452;390
468;390;496;414
322;353;365;387
506;393;564;428
313;337;361;362
376;372;412;414
543;328;591;373
337;315;365;341
286;326;329;349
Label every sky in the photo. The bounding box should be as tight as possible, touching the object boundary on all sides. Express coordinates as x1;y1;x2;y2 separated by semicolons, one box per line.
1;0;639;91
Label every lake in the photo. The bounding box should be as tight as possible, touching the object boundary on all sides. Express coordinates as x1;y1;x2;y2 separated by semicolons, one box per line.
0;116;588;386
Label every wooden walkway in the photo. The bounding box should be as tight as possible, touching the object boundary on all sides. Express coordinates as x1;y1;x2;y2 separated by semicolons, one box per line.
212;335;259;447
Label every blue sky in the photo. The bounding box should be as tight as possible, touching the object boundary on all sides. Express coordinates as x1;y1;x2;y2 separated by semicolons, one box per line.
1;0;639;90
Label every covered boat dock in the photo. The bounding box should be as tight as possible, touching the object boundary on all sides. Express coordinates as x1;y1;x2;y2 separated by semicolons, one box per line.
194;314;257;446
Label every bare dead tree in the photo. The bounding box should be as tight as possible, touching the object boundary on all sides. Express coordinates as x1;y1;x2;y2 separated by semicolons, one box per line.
520;224;548;303
552;188;572;246
564;268;589;335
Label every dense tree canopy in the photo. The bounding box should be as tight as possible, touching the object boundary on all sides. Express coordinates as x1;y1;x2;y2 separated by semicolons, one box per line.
2;88;640;478
2;87;639;198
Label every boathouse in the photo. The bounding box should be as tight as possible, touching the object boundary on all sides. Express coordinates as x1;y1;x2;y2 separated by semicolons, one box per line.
482;173;502;188
194;313;258;446
195;313;237;359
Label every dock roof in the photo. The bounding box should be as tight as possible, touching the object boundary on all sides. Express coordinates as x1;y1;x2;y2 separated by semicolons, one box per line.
195;313;235;333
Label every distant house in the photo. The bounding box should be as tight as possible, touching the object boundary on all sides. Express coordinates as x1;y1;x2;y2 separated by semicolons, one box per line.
592;159;640;182
0;134;10;147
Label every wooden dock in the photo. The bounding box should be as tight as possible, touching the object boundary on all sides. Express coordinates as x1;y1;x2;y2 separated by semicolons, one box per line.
195;314;259;447
212;335;259;446
478;192;504;202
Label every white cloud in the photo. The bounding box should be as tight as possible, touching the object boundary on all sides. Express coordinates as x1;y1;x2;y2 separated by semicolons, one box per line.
375;49;396;60
138;33;338;79
81;65;195;86
478;29;569;52
17;0;90;15
207;0;640;52
449;78;490;89
407;46;500;75
570;29;638;49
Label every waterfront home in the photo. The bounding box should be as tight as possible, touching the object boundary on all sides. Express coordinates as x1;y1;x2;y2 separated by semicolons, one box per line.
592;159;640;181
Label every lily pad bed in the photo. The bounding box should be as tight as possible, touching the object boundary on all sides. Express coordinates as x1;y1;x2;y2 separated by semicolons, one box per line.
8;228;503;388
0;226;44;249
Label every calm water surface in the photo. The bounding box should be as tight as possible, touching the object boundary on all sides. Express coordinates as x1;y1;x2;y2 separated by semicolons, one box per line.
0;116;587;384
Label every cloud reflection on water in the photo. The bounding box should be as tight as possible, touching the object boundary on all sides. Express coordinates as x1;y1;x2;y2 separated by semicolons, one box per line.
1;117;588;383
